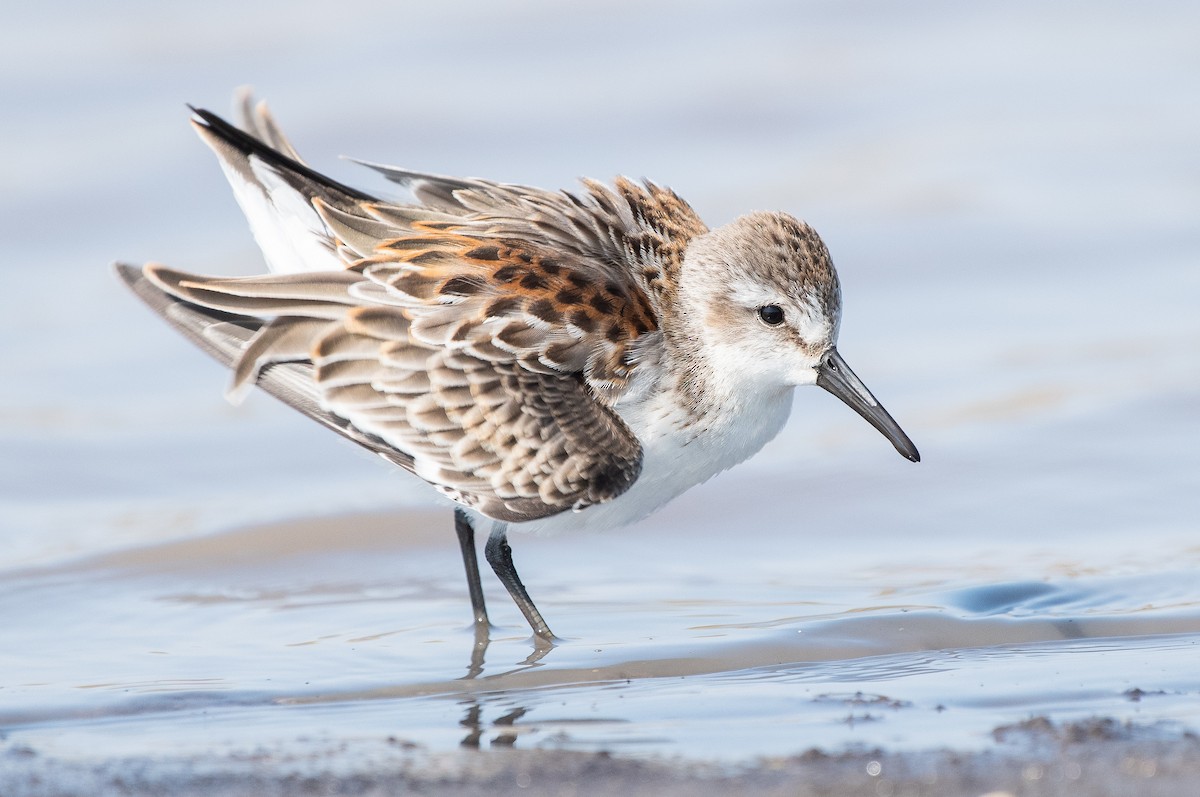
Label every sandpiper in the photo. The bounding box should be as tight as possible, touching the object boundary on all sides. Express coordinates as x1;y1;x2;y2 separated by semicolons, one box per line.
118;95;919;645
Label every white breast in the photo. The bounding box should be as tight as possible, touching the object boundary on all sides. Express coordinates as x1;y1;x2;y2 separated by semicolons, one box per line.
511;377;795;536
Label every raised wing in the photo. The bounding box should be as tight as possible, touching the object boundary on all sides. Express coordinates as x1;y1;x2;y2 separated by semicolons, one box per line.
355;164;709;316
194;96;709;314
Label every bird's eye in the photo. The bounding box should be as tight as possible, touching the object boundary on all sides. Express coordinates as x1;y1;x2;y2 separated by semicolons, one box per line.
758;305;785;326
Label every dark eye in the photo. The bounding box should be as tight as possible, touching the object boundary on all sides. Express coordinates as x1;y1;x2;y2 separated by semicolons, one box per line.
758;305;785;326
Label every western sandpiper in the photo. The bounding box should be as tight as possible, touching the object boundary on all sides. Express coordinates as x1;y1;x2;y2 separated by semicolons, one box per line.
117;95;919;645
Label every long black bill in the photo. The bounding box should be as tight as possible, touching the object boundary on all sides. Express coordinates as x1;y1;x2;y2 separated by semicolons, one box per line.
815;348;920;462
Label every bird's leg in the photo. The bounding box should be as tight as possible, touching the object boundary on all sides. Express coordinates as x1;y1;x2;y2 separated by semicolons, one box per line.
484;523;558;645
454;508;491;636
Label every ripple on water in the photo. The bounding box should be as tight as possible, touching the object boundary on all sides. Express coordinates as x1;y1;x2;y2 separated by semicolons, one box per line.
2;528;1200;761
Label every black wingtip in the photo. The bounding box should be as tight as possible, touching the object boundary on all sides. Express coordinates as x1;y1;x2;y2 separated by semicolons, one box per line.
187;105;257;155
185;103;378;203
188;105;232;133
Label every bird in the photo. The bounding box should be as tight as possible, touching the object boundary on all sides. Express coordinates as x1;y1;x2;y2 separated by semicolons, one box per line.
117;93;919;646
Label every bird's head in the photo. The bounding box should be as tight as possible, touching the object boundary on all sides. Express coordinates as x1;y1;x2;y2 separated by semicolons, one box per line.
679;211;919;462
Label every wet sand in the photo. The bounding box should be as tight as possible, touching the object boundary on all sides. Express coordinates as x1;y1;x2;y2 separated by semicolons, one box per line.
4;718;1199;797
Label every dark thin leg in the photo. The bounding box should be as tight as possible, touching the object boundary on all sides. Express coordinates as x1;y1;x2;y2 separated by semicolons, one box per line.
454;509;490;633
484;523;557;645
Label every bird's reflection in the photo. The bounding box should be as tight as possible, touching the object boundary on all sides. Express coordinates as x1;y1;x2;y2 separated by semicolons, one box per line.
459;702;484;748
458;700;530;749
463;623;554;680
456;623;550;748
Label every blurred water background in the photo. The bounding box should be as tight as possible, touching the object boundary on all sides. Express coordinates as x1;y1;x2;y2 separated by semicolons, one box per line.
1;0;1198;766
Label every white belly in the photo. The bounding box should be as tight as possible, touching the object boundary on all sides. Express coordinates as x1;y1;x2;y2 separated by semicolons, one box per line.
510;382;795;536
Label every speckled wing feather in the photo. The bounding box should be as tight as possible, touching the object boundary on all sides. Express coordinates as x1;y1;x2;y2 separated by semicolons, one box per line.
305;180;706;397
355;164;710;315
114;264;416;475
135;262;643;523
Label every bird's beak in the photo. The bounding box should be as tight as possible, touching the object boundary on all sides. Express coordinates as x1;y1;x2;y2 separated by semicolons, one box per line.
815;348;920;462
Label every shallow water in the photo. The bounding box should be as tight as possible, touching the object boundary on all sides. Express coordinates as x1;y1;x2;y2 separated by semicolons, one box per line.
2;0;1199;769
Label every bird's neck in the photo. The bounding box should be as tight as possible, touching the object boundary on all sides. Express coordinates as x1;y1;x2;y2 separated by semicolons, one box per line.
658;324;793;436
